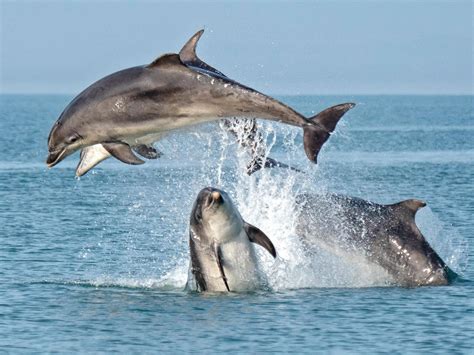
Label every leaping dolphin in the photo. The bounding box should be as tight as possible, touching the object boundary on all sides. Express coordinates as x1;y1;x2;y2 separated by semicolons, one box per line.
46;30;354;175
296;193;457;286
186;187;276;292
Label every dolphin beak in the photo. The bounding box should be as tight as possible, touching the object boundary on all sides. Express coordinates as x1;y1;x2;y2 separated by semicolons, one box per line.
211;191;221;201
206;189;223;208
46;148;67;168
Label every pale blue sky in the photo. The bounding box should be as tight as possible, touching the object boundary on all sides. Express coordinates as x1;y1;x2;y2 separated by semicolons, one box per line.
1;0;472;94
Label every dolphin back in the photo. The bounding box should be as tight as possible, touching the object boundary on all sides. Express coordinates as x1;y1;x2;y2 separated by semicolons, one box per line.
296;193;455;286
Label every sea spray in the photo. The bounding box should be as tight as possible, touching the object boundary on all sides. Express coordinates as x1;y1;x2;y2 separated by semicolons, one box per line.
79;120;468;290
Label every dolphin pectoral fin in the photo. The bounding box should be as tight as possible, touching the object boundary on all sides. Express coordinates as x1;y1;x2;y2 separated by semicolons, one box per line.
76;144;111;177
244;222;276;258
264;157;302;173
246;157;302;175
303;103;356;163
214;243;230;292
102;142;145;165
132;144;162;160
221;118;300;175
246;157;266;175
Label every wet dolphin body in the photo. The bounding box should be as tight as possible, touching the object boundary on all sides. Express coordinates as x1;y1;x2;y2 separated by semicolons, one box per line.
47;29;354;175
186;187;276;292
296;193;456;286
76;100;354;177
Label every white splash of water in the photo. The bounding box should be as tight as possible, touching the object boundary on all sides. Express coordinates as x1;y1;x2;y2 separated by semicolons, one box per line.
79;120;469;290
216;120;394;289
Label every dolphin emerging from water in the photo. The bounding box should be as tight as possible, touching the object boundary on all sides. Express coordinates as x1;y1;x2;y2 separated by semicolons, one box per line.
46;30;354;175
186;187;276;292
296;193;456;286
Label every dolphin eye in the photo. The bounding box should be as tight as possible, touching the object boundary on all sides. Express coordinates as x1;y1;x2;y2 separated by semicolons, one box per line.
67;135;79;144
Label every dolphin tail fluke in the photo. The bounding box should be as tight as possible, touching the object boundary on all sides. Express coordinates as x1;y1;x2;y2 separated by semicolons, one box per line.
303;103;355;163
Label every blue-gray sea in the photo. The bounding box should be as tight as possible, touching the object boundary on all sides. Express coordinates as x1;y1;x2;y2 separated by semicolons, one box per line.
0;95;472;353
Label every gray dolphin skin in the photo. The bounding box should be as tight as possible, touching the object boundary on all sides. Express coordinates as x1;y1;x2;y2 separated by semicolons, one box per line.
296;193;456;286
186;187;276;293
47;29;354;175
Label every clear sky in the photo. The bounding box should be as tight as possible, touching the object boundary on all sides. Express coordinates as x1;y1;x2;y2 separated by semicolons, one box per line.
1;0;472;95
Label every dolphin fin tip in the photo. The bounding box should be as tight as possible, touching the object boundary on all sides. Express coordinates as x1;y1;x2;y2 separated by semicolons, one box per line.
391;199;427;217
179;29;205;59
404;199;427;212
244;222;276;258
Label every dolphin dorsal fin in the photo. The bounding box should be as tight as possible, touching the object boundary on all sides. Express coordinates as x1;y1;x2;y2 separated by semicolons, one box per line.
391;199;426;216
148;53;183;68
179;29;205;63
178;30;227;77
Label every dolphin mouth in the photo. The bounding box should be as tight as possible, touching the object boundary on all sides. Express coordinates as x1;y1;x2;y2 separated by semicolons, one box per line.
46;148;67;168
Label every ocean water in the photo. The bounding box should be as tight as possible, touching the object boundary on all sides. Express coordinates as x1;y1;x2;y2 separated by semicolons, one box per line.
0;94;472;353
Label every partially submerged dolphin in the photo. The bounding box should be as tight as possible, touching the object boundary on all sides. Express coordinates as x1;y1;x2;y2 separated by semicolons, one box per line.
186;187;276;292
47;29;354;175
296;193;456;286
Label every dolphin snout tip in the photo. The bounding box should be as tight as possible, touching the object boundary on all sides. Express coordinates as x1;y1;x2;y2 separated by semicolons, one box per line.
211;191;221;201
46;156;56;168
46;149;67;168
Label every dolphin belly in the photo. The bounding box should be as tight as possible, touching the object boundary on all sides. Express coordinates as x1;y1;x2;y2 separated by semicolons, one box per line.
218;237;262;292
187;234;262;293
76;132;168;176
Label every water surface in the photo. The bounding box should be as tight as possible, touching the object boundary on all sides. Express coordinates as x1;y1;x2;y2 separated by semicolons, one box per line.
0;95;472;353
